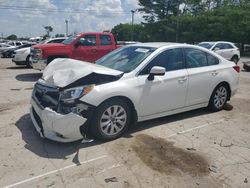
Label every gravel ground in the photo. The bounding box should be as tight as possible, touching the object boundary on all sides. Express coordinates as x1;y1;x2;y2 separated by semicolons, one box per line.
0;58;250;188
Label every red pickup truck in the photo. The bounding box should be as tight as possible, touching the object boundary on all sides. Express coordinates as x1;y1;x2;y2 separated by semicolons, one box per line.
30;32;119;70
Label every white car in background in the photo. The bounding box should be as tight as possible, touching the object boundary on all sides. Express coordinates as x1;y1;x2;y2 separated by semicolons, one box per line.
30;43;240;143
198;41;240;64
12;37;67;67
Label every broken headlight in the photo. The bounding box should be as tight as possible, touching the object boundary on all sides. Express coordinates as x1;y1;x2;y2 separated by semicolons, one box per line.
60;85;94;104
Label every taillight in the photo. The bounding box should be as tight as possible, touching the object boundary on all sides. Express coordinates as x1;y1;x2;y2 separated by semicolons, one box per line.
233;65;240;73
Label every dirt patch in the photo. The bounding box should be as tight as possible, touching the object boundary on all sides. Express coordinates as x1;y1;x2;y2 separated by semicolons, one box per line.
132;134;210;176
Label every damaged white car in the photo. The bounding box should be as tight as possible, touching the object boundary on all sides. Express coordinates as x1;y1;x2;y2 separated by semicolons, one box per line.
30;43;239;142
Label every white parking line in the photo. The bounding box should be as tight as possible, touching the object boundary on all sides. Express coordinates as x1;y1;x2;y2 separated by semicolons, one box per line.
167;118;225;138
3;155;107;188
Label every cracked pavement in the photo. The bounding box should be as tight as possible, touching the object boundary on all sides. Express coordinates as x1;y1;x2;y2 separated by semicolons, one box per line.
0;58;250;188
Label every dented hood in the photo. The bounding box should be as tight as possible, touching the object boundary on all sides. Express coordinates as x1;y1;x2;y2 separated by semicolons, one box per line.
42;58;123;87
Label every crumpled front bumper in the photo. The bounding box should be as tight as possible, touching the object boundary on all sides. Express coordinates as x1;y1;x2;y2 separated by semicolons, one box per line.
30;97;87;143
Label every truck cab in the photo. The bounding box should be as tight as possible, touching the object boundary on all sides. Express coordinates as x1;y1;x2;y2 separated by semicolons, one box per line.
30;32;118;70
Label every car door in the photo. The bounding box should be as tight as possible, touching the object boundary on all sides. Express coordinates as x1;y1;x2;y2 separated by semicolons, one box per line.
137;48;188;117
185;48;221;106
72;34;98;62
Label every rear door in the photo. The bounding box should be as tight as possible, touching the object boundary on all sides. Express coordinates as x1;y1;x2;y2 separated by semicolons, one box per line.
185;48;221;106
97;34;115;59
72;34;98;62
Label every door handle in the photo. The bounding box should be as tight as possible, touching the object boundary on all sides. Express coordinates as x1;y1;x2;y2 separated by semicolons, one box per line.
178;77;187;84
211;71;218;76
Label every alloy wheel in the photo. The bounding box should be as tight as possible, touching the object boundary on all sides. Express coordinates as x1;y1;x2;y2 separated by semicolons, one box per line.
213;86;227;109
100;105;127;136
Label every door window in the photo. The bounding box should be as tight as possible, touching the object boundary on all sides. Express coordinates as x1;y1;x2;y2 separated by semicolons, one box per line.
213;43;223;50
100;35;112;46
78;35;96;46
140;48;184;75
222;43;234;49
207;53;219;66
185;48;208;68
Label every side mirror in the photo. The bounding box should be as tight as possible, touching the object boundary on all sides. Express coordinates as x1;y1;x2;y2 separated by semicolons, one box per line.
148;66;166;81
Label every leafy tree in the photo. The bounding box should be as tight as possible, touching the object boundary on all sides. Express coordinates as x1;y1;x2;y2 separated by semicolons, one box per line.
43;26;53;37
6;34;17;40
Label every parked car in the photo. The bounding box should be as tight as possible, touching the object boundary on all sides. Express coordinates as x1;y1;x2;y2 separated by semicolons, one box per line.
7;41;23;47
0;43;15;56
198;41;240;64
30;32;120;70
30;43;240;142
2;43;35;58
12;37;67;67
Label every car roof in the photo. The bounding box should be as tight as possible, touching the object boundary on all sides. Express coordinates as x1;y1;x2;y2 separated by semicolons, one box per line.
129;42;193;49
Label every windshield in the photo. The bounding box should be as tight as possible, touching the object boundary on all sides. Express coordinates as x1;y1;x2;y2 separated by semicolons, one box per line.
198;42;214;49
62;35;78;45
96;46;156;73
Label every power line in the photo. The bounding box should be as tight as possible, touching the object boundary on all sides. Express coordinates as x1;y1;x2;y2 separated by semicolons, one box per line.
0;5;132;15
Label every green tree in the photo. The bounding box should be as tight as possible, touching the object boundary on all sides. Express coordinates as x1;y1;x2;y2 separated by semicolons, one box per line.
43;26;53;37
6;34;17;40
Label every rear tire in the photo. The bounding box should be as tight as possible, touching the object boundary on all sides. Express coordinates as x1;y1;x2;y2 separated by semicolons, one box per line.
231;56;239;64
90;99;131;141
208;84;229;112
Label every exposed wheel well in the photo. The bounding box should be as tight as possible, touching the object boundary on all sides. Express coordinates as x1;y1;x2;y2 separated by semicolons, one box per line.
98;96;138;126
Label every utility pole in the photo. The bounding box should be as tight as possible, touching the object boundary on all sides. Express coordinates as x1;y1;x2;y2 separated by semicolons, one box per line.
131;10;135;41
65;19;69;36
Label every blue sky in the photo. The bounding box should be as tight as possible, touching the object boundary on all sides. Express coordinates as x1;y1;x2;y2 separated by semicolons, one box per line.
0;0;143;38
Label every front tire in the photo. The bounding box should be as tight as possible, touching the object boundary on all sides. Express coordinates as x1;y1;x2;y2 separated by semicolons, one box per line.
90;99;131;141
26;55;31;68
208;84;229;112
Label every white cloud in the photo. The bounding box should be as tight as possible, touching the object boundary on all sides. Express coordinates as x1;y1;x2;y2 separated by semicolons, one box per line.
0;0;143;37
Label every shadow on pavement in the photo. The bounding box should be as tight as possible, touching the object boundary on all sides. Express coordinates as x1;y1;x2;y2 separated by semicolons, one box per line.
6;66;30;69
15;73;42;82
15;107;215;164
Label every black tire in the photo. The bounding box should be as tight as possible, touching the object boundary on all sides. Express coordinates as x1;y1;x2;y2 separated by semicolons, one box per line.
208;83;229;112
25;55;31;68
90;99;131;141
231;56;239;64
243;63;250;71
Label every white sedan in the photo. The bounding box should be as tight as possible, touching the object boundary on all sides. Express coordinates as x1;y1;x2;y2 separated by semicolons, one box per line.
30;43;240;142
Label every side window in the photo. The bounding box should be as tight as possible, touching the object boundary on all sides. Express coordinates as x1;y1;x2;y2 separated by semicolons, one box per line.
207;53;219;66
140;48;184;75
185;48;207;68
16;42;22;46
222;43;233;49
100;35;112;46
213;43;223;50
78;35;96;46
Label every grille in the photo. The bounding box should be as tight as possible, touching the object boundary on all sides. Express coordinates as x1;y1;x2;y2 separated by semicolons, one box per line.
33;83;60;110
